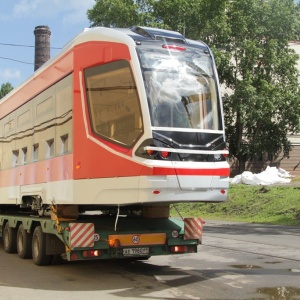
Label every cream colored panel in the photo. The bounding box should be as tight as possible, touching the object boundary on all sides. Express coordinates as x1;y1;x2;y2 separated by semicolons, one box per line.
17;109;31;127
1;112;16;170
34;86;56;137
55;75;73;155
3;112;16;138
16;103;34;164
0;186;19;204
33;85;56;161
1;74;73;172
55;75;73;116
35;96;55;121
2;139;15;170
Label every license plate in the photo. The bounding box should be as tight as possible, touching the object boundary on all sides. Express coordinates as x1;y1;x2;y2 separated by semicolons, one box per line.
123;247;149;256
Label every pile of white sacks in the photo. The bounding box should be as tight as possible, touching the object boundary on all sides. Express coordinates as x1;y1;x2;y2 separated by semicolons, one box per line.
231;166;292;185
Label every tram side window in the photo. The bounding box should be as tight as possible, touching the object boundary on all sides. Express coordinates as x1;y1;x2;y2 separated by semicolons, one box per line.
12;150;19;167
32;143;39;162
46;139;54;158
60;134;68;154
85;60;143;147
22;147;27;165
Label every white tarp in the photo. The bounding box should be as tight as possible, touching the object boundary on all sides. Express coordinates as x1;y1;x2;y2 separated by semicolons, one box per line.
231;166;292;185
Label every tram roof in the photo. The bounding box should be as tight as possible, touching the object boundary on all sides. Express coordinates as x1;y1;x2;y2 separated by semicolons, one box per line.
114;26;208;50
1;26;208;104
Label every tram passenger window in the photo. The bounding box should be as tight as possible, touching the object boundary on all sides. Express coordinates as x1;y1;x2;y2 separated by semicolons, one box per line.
12;150;19;167
60;134;68;154
85;60;143;148
46;139;54;158
22;147;27;165
33;143;39;162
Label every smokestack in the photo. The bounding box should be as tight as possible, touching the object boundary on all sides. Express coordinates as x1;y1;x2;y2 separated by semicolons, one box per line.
34;25;51;71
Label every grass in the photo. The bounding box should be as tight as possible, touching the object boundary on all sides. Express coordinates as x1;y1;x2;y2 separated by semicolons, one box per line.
170;177;300;226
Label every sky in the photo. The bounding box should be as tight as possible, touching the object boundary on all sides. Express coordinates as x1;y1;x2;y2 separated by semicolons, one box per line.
0;0;95;88
1;0;300;89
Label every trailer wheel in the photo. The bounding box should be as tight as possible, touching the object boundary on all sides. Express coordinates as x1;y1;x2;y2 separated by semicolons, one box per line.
17;224;32;259
32;226;52;266
3;222;17;253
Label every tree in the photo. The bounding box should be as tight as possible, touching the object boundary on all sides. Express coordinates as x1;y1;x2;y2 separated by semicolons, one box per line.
87;0;203;32
87;0;138;27
0;82;13;100
87;0;158;28
87;0;300;173
151;0;202;36
214;0;300;173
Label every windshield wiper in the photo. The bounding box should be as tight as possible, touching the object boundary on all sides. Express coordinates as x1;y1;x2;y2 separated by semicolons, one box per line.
181;96;193;127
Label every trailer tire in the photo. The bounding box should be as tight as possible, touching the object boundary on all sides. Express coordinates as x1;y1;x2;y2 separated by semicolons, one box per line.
3;222;17;253
17;224;32;259
32;226;52;266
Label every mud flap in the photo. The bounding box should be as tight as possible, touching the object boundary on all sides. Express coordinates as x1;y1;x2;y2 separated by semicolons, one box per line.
184;218;204;243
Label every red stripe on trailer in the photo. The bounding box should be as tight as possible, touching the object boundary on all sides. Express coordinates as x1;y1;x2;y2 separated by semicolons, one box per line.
184;218;203;240
72;224;94;246
70;223;95;250
70;223;94;248
70;223;94;247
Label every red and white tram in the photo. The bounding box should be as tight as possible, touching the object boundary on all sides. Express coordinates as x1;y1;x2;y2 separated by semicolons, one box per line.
0;26;229;213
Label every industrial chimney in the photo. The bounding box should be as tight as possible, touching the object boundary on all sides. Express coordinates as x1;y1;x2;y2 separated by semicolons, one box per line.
34;25;51;71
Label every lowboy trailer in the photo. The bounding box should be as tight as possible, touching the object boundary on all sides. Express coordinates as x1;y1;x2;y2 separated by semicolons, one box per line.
0;207;203;265
0;25;228;265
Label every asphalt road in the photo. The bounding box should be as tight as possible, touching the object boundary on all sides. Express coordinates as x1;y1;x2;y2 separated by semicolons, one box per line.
0;220;299;300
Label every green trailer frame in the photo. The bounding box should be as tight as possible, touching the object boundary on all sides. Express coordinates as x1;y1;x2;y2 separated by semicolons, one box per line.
0;212;202;266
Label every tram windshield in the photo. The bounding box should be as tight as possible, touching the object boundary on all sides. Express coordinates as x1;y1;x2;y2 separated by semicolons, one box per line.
137;46;222;130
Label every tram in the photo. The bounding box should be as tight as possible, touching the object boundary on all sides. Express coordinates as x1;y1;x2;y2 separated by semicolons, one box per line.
0;26;229;214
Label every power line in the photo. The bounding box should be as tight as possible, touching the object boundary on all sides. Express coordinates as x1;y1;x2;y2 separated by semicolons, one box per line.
0;42;62;50
0;56;33;65
0;42;62;65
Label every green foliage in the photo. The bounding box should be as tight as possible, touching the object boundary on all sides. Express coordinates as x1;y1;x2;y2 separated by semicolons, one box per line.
87;0;300;172
216;0;300;172
151;0;202;36
87;0;138;27
0;82;13;100
171;183;300;225
87;0;158;28
87;0;202;33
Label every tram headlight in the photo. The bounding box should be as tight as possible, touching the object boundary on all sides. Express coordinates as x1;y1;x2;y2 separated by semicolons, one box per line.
214;154;222;161
146;149;156;156
222;148;229;158
160;151;170;159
